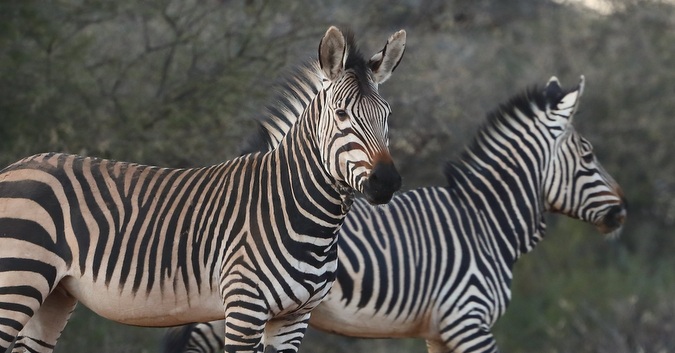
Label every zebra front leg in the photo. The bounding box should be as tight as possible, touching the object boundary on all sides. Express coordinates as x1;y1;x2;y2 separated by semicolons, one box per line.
426;339;448;353
221;313;266;353
221;293;269;353
12;286;77;353
262;313;310;353
438;316;499;353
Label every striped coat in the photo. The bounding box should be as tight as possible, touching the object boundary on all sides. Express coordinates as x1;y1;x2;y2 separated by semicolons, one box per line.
162;76;626;353
0;26;406;353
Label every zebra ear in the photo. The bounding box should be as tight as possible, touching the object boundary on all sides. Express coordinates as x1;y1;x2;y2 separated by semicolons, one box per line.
319;26;347;82
546;75;585;122
369;30;406;84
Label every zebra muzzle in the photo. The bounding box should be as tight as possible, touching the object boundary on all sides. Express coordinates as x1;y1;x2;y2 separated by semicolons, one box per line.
362;160;401;205
596;203;627;234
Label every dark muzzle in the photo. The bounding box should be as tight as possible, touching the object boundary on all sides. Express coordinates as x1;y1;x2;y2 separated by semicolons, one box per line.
362;161;402;205
597;200;627;234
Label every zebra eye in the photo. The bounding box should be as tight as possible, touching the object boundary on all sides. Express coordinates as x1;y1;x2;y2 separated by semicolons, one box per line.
578;138;594;163
582;153;594;163
335;109;349;121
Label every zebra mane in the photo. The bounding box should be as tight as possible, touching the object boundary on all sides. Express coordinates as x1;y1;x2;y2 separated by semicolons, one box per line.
239;29;372;155
443;84;553;185
239;61;323;155
341;29;373;95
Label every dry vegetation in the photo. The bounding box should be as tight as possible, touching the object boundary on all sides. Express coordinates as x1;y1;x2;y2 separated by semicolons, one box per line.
1;0;674;352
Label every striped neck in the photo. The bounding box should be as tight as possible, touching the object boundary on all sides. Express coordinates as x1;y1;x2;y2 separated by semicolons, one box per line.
444;110;549;264
267;91;351;238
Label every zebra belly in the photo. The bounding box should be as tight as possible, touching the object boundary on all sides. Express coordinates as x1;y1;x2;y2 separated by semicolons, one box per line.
309;291;436;339
59;275;226;327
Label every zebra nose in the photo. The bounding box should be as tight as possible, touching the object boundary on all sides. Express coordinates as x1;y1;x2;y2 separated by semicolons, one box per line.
362;161;401;205
599;203;627;233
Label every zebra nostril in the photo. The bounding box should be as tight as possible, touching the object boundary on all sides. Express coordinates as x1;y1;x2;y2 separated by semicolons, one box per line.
371;162;402;192
363;162;401;205
605;205;627;229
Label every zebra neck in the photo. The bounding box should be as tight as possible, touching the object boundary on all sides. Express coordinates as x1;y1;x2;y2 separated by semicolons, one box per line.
268;115;350;240
445;153;547;264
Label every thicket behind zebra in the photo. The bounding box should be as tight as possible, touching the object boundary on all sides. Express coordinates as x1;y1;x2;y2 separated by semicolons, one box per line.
0;26;407;353
163;76;627;353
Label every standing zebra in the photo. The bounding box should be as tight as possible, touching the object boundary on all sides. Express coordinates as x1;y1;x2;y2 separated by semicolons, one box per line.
163;76;627;353
0;26;407;353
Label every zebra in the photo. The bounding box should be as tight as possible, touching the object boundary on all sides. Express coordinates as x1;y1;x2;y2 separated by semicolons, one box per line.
161;76;627;353
0;26;407;353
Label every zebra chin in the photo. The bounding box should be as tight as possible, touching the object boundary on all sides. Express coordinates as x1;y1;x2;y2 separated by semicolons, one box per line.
361;160;402;205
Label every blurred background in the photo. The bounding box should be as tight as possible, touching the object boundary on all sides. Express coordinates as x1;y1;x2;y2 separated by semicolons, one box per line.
1;0;673;352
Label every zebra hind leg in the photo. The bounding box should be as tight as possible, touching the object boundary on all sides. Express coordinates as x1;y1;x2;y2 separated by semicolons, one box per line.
12;286;77;353
161;323;198;353
161;322;225;353
262;313;310;353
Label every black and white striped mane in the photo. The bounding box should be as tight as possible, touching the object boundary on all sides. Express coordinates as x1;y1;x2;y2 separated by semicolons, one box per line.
240;30;371;155
443;83;570;185
238;61;322;155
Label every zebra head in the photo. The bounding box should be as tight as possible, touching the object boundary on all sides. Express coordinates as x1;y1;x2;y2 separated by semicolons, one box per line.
541;76;627;236
315;27;405;205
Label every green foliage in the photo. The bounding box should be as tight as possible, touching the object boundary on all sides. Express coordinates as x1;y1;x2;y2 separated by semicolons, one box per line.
300;329;425;353
56;306;162;353
496;229;675;353
0;0;325;167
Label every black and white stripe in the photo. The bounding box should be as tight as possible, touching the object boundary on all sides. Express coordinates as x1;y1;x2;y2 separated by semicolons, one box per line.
163;76;626;353
0;26;406;353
